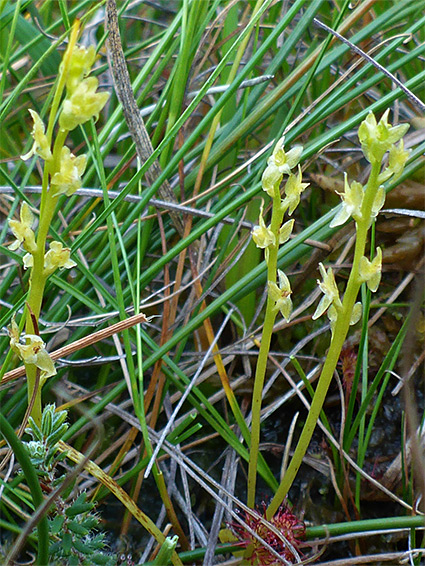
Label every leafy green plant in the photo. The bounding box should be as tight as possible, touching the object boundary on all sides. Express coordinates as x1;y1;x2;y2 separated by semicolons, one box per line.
24;404;117;565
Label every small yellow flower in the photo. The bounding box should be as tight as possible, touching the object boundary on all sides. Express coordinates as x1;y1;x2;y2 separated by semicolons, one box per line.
268;269;292;321
51;146;87;197
65;45;97;94
281;166;309;215
358;110;409;164
386;140;410;181
312;263;342;320
43;241;76;276
330;174;364;227
359;247;382;292
262;162;283;198
252;206;275;249
8;319;56;378
268;136;303;176
20;110;52;162
59;77;109;131
23;241;76;274
8;202;37;253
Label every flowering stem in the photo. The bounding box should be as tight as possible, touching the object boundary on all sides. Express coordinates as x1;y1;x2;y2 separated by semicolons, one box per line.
267;160;381;518
247;189;286;509
23;25;79;424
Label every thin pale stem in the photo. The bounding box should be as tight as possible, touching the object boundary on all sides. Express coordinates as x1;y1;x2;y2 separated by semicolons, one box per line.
267;160;381;518
247;185;286;508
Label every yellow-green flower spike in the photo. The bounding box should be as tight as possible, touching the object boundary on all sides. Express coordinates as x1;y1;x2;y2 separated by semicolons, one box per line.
20;110;52;162
8;202;37;253
51;147;87;197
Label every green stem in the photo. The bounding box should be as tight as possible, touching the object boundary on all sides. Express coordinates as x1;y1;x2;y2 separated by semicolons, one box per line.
24;190;56;424
267;160;381;518
247;187;286;509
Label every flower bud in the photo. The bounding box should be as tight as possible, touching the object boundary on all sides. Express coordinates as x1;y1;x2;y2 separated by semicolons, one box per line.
65;45;96;94
370;186;386;222
312;263;342;320
350;302;362;325
262;162;282;198
386;140;410;181
267;136;303;175
278;219;294;244
23;253;33;270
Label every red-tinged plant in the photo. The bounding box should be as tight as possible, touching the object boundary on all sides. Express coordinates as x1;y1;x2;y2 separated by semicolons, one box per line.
231;502;306;565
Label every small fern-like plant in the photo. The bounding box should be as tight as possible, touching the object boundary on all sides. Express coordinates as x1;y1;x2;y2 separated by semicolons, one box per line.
24;404;117;566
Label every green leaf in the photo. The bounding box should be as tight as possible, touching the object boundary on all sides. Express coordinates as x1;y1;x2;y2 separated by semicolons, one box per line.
65;502;94;517
62;531;72;554
49;514;65;535
41;404;54;437
68;519;89;536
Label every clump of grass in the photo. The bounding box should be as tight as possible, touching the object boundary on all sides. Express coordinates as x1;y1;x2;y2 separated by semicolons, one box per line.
1;1;424;564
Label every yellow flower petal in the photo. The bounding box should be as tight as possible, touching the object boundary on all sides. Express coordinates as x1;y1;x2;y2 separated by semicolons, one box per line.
252;207;275;249
51;147;87;197
20;110;52;162
8;202;37;253
43;241;76;276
